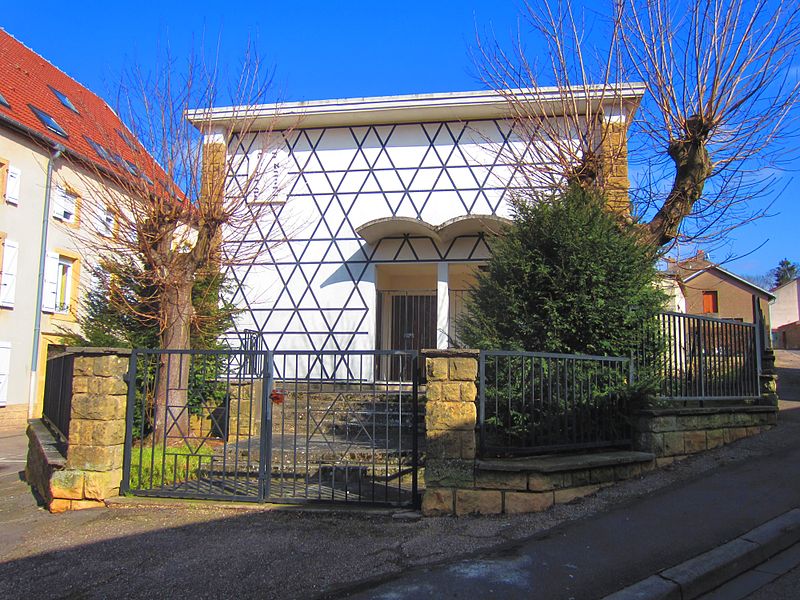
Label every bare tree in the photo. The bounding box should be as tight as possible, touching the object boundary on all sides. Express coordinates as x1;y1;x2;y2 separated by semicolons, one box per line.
477;0;800;249
69;45;291;438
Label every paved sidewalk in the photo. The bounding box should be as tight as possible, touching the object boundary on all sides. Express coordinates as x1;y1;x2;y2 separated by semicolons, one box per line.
343;404;800;599
337;351;800;599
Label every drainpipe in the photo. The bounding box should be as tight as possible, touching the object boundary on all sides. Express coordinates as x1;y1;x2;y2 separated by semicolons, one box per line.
27;143;65;418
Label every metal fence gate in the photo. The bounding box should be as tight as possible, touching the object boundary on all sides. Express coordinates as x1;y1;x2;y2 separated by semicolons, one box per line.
121;349;420;508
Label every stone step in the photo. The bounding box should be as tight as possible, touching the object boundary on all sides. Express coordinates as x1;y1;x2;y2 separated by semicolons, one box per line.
473;450;656;492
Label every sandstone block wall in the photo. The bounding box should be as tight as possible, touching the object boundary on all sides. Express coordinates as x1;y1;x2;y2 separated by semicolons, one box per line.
633;406;777;465
421;349;781;518
26;349;130;513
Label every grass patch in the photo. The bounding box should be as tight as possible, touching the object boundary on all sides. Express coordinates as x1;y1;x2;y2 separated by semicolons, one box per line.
129;444;215;490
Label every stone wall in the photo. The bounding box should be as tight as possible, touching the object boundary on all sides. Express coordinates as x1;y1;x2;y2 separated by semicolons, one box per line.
26;349;129;512
633;405;778;465
422;349;479;512
421;350;781;518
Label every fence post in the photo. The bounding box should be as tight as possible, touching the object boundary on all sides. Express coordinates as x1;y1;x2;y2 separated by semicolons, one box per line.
259;350;273;502
421;349;480;516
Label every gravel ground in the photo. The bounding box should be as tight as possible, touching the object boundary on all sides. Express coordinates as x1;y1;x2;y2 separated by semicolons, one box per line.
0;351;797;599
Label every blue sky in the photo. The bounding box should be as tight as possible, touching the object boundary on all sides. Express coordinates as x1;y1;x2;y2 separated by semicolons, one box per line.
3;0;796;278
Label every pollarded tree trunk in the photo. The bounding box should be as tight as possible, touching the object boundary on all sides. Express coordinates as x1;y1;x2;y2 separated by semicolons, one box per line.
645;127;713;247
153;274;194;444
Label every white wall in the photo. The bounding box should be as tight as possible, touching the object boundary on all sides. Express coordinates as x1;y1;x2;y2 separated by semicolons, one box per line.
771;280;800;329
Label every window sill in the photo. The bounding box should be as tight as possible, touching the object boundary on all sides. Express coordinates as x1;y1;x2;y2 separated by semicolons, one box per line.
51;311;76;323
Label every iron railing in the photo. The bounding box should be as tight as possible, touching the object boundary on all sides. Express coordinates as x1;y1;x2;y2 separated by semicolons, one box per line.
122;348;420;508
219;329;265;377
636;312;760;403
42;351;75;442
479;351;632;457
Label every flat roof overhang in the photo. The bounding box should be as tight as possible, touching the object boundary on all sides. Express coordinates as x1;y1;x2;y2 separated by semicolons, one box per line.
356;214;512;245
186;84;646;132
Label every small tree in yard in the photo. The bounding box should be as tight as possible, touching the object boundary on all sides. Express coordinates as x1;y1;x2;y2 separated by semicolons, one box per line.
460;186;666;356
69;46;289;440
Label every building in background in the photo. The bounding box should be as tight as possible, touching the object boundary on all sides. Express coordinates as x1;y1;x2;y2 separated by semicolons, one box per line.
666;252;774;327
0;30;157;431
188;85;644;368
770;277;800;349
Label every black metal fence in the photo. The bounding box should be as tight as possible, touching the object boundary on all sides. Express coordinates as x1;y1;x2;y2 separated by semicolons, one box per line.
42;351;74;443
122;348;420;508
636;312;760;403
479;351;632;457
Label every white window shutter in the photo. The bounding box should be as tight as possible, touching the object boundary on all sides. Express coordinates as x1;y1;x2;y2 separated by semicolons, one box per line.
42;252;59;313
52;187;65;220
0;240;18;308
0;341;10;407
5;167;20;205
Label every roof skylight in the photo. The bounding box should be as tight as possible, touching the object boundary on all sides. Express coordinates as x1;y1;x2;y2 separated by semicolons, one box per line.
49;86;79;114
29;105;68;138
0;92;9;108
84;135;112;161
116;129;138;152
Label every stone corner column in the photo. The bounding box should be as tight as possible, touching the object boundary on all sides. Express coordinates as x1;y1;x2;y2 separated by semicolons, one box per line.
50;348;131;512
600;112;631;219
420;349;479;516
758;348;778;407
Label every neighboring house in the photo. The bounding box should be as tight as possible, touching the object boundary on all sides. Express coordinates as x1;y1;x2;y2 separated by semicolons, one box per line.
188;85;644;364
666;252;774;327
770;277;800;349
0;30;157;430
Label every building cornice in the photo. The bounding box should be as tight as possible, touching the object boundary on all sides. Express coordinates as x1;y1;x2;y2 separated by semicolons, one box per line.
187;83;647;132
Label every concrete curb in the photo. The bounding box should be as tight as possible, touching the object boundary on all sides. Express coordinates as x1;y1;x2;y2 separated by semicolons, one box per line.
604;508;800;600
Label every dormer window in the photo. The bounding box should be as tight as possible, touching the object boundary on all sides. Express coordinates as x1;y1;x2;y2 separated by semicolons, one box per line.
29;105;68;138
49;86;79;114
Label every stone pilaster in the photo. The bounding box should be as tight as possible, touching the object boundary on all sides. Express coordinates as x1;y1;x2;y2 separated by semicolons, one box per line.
759;348;779;407
421;349;484;516
27;349;130;513
600;118;631;218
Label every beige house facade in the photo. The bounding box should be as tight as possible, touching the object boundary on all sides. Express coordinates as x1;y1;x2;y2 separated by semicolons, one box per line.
0;30;160;431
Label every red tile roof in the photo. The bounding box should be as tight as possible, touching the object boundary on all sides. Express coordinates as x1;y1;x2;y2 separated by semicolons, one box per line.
0;28;166;190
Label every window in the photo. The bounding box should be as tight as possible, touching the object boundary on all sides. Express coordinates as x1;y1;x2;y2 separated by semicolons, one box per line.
29;105;68;138
0;234;18;308
52;186;77;223
55;256;74;313
49;86;79;113
0;92;9;109
99;207;115;237
42;252;77;314
702;290;719;314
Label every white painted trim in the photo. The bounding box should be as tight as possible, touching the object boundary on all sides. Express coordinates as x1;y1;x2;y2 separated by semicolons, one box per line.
186;83;647;131
437;263;449;350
